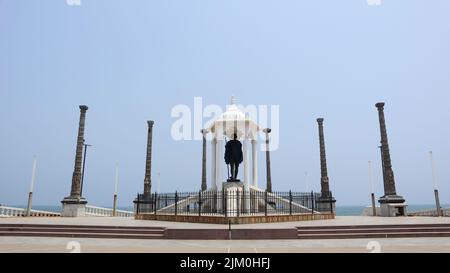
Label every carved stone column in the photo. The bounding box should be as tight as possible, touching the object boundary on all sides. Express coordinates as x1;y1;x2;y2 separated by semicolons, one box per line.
376;103;405;203
201;129;207;191
143;120;154;197
263;128;272;193
61;105;89;217
376;102;406;216
315;118;336;213
134;120;155;213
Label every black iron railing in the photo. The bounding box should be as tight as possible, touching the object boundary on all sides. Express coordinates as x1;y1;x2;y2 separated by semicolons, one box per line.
135;190;334;217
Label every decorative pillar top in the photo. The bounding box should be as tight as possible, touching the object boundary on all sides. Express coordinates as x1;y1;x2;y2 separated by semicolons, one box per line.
147;120;154;127
263;128;272;134
79;105;88;111
375;102;385;109
317;118;324;124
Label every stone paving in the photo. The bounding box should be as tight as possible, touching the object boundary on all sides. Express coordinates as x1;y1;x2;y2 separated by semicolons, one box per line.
2;216;450;229
2;216;450;253
1;236;450;253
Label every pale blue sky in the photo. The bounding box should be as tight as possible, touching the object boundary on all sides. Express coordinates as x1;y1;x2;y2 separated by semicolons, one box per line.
1;0;449;207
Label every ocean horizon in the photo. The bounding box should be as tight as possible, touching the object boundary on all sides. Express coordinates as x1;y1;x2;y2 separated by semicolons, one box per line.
3;204;447;216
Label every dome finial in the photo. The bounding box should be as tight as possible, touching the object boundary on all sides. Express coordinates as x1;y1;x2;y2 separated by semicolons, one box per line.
230;95;236;105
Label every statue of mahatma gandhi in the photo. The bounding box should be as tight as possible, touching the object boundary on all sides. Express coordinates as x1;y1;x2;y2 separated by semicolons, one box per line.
224;134;243;182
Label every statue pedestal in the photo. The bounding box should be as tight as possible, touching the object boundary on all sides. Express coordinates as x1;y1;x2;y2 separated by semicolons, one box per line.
222;182;245;217
61;197;87;217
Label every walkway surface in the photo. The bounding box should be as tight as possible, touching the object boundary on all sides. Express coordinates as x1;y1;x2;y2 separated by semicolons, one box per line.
2;216;450;229
1;236;450;253
1;216;450;253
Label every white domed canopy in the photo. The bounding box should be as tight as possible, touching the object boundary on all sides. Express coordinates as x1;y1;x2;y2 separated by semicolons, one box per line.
207;96;260;140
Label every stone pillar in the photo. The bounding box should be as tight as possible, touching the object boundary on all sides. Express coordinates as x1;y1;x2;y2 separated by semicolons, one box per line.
263;128;272;193
216;138;223;210
143;120;154;197
251;139;258;188
201;129;208;191
211;138;217;190
375;102;406;216
242;139;250;214
216;139;223;189
61;105;89;217
243;139;249;189
317;118;330;198
430;151;442;217
316;118;336;212
134;120;155;213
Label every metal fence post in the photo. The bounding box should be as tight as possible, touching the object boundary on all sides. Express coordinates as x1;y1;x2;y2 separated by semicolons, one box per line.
214;191;217;214
175;191;178;216
264;190;268;217
136;193;140;216
198;190;202;217
237;190;240;218
154;193;158;215
249;191;252;215
223;190;227;218
311;191;315;216
289;190;293;216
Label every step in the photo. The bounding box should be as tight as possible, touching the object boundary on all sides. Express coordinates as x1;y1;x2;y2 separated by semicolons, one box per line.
297;231;450;240
297;224;450;230
0;224;165;231
0;231;165;240
0;227;165;234
297;227;450;235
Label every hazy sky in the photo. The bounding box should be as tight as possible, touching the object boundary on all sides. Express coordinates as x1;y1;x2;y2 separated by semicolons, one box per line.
1;0;449;207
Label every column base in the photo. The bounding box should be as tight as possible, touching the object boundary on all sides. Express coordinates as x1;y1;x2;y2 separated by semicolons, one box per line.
61;197;88;217
379;195;407;217
379;195;405;204
133;196;155;214
316;197;336;213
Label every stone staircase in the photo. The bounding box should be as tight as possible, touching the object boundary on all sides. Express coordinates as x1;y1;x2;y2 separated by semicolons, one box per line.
0;224;166;240
297;224;450;240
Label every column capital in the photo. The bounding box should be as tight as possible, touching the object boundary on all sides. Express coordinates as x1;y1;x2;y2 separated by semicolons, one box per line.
375;102;385;110
317;118;324;125
263;128;272;134
147;120;155;127
79;105;88;112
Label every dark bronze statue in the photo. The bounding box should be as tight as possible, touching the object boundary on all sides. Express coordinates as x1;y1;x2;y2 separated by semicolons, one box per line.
225;134;243;182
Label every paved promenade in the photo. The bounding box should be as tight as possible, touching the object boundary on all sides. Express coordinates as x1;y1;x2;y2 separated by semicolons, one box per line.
1;216;450;253
1;236;450;253
2;215;450;229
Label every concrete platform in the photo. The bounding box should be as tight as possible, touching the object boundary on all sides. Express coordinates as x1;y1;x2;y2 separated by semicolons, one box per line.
1;236;450;253
2;216;450;229
1;216;450;252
